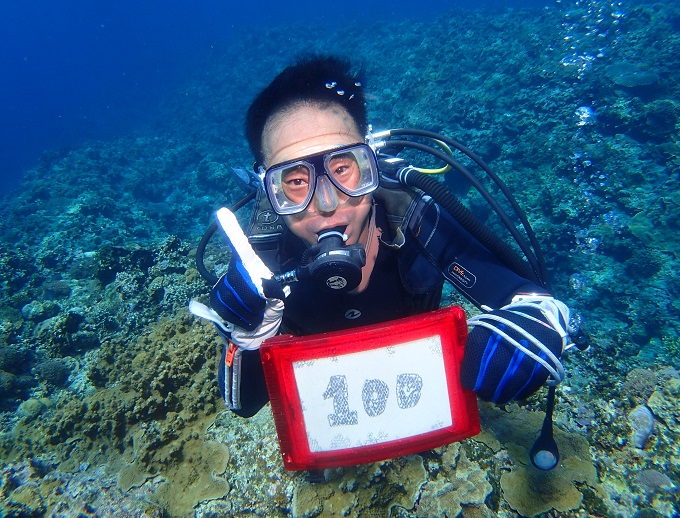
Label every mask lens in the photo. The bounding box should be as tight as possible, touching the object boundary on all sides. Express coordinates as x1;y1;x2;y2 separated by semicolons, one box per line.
265;160;315;214
280;164;311;204
324;146;379;196
264;144;379;215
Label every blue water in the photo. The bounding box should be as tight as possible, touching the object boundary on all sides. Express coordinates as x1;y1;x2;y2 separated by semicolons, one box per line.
1;0;549;194
2;0;679;515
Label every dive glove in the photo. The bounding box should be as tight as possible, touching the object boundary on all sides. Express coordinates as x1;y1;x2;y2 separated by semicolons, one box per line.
461;295;575;404
210;256;285;339
189;208;286;411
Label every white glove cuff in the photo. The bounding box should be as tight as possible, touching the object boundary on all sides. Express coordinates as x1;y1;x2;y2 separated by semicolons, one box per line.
230;298;284;351
188;300;234;335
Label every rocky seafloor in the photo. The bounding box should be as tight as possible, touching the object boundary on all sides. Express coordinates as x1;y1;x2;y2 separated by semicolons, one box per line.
1;1;679;516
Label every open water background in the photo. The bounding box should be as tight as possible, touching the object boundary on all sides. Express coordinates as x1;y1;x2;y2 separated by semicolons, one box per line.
1;0;679;516
1;0;547;194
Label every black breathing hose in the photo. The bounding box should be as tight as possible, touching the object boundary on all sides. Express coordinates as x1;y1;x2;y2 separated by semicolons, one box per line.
196;221;219;285
383;139;545;286
396;168;542;286
196;191;256;286
383;129;549;287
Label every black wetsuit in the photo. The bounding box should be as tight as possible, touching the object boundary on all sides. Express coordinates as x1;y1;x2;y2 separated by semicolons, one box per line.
223;189;547;417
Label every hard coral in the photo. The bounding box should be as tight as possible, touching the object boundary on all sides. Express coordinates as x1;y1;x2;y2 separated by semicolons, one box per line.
416;446;493;517
628;190;680;259
628;405;655;449
0;459;164;517
475;402;599;517
0;346;31;375
289;455;428;518
150;438;231;515
634;469;675;494
34;358;72;387
647;377;680;435
605;63;660;88
622;368;659;405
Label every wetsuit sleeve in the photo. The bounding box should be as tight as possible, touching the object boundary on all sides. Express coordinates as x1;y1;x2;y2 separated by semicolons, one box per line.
408;199;549;308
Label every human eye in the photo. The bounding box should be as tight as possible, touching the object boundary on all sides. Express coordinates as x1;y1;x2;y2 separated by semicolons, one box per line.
285;177;308;187
281;165;310;192
328;155;356;177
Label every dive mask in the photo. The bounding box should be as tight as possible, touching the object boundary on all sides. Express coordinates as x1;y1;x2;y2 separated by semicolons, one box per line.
262;143;380;215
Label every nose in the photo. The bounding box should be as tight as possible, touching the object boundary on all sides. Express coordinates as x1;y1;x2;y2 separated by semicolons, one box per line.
311;175;340;213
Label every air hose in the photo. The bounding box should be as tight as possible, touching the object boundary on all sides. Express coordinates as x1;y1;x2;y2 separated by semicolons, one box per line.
196;191;256;286
375;128;549;288
393;166;541;286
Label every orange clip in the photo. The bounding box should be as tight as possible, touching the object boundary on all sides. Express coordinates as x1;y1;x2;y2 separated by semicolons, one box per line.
225;341;237;367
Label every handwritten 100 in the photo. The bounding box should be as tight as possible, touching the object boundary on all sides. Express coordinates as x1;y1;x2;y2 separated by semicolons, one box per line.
322;373;424;426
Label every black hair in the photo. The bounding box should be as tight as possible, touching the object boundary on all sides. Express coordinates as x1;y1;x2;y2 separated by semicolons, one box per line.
245;55;367;166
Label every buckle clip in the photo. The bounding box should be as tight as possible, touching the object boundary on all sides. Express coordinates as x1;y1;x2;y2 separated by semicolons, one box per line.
226;341;238;367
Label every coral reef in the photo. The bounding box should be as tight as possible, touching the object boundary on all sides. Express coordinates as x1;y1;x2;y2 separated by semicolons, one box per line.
622;367;659;405
629;405;655;449
415;444;492;517
0;314;225;516
605;63;660;88
628;190;680;259
647;376;680;437
0;457;164;517
476;402;599;516
0;0;679;516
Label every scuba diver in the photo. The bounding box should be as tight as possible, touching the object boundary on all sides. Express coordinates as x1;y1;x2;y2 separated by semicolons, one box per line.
190;55;589;471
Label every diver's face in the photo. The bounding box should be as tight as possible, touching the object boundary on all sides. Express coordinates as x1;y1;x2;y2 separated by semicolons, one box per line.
262;103;372;247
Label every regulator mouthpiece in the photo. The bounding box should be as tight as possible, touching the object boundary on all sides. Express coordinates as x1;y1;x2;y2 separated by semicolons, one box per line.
306;227;366;293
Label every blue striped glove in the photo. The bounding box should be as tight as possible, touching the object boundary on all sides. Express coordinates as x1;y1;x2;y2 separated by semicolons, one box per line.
461;295;572;404
210;257;284;332
203;207;285;347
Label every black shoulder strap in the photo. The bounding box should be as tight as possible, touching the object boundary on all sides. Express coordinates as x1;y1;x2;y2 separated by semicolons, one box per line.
373;182;431;249
246;188;286;273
